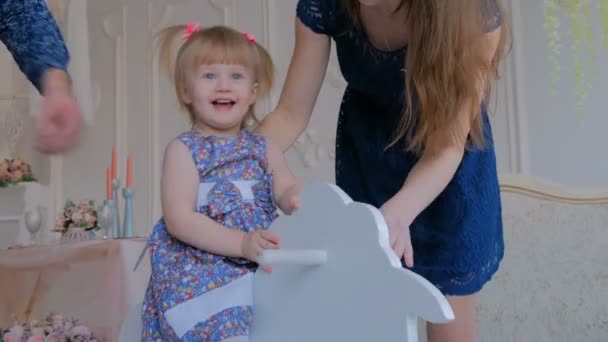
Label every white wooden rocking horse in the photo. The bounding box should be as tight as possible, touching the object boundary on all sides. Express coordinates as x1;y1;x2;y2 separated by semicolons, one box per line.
120;182;454;341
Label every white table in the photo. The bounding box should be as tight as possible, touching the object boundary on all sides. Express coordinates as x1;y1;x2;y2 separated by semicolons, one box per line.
0;238;150;340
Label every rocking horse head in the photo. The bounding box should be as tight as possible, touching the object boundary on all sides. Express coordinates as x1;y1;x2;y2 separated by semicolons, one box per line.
252;182;454;342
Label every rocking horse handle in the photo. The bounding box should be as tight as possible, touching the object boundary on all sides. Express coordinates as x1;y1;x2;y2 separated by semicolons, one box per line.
258;250;327;266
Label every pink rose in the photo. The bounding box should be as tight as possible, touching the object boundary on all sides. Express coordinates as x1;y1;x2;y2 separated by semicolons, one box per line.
27;336;44;342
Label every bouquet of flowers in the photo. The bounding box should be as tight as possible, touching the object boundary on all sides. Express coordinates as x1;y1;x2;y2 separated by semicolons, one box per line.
53;199;99;234
0;158;37;187
1;313;98;342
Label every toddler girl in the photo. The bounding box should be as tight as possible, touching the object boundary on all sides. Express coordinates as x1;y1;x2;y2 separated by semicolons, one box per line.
141;23;300;342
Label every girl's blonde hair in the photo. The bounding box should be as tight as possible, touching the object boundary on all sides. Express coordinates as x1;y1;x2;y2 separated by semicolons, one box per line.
156;25;274;128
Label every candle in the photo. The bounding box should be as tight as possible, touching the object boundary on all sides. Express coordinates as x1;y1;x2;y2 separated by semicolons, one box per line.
106;167;112;199
126;156;133;187
111;148;117;179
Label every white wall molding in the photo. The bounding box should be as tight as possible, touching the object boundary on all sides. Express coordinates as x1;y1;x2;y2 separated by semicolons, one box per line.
49;155;63;230
48;0;67;24
503;0;529;174
147;1;174;226
262;0;276;114
292;128;335;168
47;0;67;229
103;6;129;198
500;173;608;204
209;0;236;26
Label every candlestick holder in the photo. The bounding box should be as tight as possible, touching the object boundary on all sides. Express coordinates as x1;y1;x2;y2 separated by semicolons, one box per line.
112;178;122;238
122;187;134;237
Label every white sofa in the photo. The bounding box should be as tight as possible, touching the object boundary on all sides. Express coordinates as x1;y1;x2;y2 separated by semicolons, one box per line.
477;174;608;342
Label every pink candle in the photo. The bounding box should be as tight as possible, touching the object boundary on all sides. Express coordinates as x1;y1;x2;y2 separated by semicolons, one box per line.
111;148;117;180
106;167;112;199
126;156;133;187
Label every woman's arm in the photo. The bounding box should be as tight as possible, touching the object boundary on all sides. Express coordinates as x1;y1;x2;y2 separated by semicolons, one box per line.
383;28;502;266
255;19;332;152
393;28;502;223
161;139;246;257
0;0;70;92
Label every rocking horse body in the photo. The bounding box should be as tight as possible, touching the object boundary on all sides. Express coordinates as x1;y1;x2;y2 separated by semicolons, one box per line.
122;182;453;341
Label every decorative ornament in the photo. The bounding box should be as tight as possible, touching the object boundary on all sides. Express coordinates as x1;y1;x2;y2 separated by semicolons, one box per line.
543;0;608;116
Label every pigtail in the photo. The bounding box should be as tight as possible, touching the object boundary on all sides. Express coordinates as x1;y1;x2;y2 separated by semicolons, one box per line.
240;41;276;130
155;25;198;119
155;25;187;83
252;42;275;100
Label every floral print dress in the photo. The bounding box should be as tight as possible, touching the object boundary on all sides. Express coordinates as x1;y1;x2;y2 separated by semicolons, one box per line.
142;130;278;342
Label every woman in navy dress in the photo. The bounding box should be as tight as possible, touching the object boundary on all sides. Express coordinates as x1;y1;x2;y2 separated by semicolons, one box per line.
257;0;509;340
0;0;82;154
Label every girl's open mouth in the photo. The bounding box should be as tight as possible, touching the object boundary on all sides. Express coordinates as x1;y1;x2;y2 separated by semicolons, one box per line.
212;99;236;111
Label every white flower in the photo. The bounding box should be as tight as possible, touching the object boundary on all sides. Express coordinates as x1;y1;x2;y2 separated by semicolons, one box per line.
71;211;83;223
8;325;23;339
70;325;91;337
31;328;45;337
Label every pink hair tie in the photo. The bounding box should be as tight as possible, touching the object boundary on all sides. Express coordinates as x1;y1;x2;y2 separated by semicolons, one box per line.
182;22;200;41
243;32;256;44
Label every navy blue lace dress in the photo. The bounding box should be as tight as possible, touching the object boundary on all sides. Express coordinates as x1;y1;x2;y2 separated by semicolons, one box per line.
0;0;69;91
297;0;504;295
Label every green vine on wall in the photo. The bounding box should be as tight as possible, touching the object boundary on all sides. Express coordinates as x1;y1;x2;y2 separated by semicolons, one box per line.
543;0;608;116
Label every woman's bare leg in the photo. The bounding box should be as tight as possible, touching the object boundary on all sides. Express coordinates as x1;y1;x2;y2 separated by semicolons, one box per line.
427;294;476;342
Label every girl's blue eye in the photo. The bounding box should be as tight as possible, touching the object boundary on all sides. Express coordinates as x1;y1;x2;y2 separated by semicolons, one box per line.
203;73;215;79
232;73;243;80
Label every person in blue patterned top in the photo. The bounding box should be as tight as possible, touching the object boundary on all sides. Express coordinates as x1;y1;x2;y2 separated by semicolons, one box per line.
257;0;510;341
142;24;301;341
0;0;82;154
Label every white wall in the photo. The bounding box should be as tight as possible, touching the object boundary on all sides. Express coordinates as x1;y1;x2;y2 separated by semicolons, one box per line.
510;0;608;187
1;0;607;234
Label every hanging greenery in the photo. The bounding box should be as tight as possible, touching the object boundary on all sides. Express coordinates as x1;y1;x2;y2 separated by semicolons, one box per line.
543;0;608;115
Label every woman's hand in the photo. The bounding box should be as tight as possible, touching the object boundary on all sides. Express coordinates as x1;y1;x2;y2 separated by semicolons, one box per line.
36;69;83;154
241;228;280;272
380;195;414;268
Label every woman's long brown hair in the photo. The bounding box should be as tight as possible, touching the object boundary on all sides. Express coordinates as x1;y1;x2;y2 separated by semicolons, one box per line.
342;0;509;155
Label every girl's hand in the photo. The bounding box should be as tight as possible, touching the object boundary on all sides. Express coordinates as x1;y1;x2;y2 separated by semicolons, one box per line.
278;183;301;215
241;228;280;272
380;196;414;268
